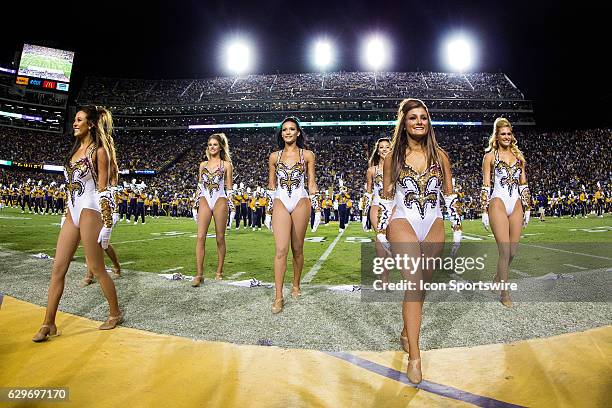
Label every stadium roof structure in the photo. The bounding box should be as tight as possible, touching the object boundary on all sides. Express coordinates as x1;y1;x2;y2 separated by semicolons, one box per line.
77;71;525;105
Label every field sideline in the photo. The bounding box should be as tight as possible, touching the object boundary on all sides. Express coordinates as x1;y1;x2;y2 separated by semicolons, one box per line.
0;207;610;284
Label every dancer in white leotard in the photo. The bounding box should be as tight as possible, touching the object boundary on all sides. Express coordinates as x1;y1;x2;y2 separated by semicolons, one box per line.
365;137;391;282
490;149;522;215
366;137;391;222
33;106;122;342
481;118;531;307
389;162;444;242
266;117;319;314
199;160;227;210
376;99;462;384
274;149;309;213
192;133;234;287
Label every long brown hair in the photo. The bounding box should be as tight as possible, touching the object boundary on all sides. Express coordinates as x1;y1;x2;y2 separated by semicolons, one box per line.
486;117;525;163
66;105;118;186
368;137;391;167
389;98;444;183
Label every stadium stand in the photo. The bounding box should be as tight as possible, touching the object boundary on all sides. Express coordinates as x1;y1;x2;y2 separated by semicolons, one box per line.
1;70;609;211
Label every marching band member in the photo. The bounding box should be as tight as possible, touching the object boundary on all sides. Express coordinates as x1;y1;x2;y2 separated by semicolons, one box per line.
135;186;146;224
322;192;332;224
152;191;161;218
227;183;237;229
237;182;248;229
45;182;56;215
335;183;350;231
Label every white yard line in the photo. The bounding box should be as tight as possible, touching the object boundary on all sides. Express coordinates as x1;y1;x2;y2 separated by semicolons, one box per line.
520;243;612;261
462;232;493;239
303;229;345;283
27;234;192;253
563;264;587;270
120;261;135;266
228;271;246;279
457;234;610;262
510;269;530;277
107;235;193;245
161;267;184;273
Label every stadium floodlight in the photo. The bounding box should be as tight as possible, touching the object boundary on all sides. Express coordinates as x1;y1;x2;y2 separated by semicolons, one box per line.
361;34;391;71
224;39;253;75
443;35;476;72
311;39;335;71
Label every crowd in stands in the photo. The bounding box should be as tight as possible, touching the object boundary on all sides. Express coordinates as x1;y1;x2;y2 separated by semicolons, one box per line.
0;127;198;173
109;110;535;129
77;72;524;106
1;167;64;187
2;126;610;210
3;69;608;221
0;128;68;163
100;97;531;117
113;130;198;171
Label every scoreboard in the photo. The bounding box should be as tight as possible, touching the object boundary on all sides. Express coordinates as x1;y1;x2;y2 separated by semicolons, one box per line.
16;44;74;93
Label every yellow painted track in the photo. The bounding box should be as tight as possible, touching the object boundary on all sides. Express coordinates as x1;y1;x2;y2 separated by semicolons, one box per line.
1;296;610;407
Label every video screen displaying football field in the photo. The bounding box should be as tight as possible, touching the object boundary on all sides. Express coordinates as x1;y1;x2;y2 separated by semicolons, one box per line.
17;44;74;83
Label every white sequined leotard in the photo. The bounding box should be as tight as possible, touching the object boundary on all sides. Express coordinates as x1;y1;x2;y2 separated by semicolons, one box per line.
490;150;522;216
64;143;100;228
198;161;227;210
390;162;443;242
274;149;309;213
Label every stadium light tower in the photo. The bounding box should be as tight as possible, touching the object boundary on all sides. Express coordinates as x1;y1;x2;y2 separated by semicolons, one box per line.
224;39;253;75
361;34;391;71
311;39;335;71
444;35;476;72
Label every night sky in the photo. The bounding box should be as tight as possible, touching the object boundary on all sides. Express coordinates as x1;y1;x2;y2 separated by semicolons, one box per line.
1;1;610;129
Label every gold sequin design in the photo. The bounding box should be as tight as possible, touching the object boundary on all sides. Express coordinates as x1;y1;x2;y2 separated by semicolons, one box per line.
99;191;114;228
480;187;491;212
520;185;532;210
495;157;521;196
277;161;304;196
200;167;223;197
374;172;383;190
398;164;442;219
65;157;90;206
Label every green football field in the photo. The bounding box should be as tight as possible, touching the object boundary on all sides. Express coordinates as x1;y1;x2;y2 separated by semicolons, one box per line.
0;207;610;284
20;53;72;81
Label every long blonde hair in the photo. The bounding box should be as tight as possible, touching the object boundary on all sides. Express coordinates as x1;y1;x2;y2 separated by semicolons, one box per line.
486;117;525;163
68;105;118;186
206;133;232;163
389;98;445;183
98;108;119;185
